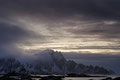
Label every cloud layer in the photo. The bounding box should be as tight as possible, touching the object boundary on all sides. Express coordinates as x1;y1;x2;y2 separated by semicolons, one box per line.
0;0;120;53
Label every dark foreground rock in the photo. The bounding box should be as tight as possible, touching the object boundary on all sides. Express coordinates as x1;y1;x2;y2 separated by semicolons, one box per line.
0;76;18;80
113;77;120;80
0;72;64;80
40;76;64;80
0;73;32;80
101;77;112;80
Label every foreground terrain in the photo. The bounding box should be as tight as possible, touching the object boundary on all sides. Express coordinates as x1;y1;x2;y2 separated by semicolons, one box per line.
0;72;119;80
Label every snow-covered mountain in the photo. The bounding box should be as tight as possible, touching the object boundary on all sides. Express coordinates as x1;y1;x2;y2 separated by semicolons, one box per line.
34;49;66;74
0;49;114;74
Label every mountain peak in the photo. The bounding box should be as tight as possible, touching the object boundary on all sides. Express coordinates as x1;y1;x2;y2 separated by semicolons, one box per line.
41;49;54;54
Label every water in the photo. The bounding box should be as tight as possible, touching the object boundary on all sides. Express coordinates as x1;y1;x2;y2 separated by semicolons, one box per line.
32;77;105;80
63;75;120;80
0;74;119;80
32;76;118;80
64;77;105;80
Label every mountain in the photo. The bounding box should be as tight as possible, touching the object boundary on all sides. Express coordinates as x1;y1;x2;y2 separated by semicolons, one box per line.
34;49;66;74
0;49;114;74
0;58;25;74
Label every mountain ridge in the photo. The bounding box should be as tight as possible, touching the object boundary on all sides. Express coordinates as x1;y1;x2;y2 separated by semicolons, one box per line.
0;49;114;74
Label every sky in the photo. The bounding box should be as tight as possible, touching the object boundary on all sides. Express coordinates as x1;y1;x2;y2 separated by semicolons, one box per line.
0;0;120;55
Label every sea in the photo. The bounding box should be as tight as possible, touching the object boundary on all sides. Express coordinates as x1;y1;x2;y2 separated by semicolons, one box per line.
64;77;106;80
0;74;119;80
64;75;119;80
32;75;120;80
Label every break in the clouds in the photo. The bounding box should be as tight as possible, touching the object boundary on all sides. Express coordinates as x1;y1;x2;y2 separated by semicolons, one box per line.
0;0;120;53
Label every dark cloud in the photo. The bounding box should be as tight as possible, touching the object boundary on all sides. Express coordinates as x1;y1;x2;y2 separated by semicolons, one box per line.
0;0;120;36
0;0;120;46
67;21;120;38
0;23;31;45
0;22;31;56
0;0;118;39
1;0;120;20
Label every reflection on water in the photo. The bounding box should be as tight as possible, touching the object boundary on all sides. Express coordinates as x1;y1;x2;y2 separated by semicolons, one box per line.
0;74;119;80
64;77;105;80
63;75;120;80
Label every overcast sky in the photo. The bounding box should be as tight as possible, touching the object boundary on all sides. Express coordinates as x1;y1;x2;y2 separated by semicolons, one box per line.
0;0;120;54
